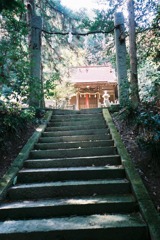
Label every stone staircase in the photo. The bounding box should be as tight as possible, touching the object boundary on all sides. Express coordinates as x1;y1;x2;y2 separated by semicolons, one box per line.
0;109;151;239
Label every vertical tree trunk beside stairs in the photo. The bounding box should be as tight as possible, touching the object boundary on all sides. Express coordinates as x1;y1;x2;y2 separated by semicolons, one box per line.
27;0;44;108
127;0;140;108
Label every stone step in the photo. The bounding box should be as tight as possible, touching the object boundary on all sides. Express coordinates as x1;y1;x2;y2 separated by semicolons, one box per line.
0;213;149;240
0;195;138;220
48;120;106;127
0;108;152;240
52;111;102;117
39;134;112;143
30;146;117;159
52;108;102;115
51;113;103;119
24;155;121;169
46;124;107;131
34;140;114;150
17;166;125;183
80;108;103;114
42;128;109;137
50;117;104;123
8;179;131;200
52;109;81;115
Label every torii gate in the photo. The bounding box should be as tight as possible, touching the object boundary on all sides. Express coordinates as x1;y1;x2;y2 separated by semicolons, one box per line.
114;12;129;106
27;0;44;108
26;1;128;108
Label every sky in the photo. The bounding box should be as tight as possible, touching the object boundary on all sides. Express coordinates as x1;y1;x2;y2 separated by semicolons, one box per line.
60;0;127;17
61;0;106;11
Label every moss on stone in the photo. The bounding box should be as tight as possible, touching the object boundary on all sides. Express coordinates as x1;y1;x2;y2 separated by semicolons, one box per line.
103;109;160;240
0;111;52;201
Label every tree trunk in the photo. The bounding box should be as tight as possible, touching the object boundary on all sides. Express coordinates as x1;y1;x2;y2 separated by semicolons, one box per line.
127;0;140;108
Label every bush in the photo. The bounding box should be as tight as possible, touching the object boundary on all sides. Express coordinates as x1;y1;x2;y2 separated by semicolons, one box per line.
0;101;35;153
137;107;160;164
112;101;160;165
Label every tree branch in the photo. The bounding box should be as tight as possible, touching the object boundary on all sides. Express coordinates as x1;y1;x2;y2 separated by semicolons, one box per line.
136;26;160;34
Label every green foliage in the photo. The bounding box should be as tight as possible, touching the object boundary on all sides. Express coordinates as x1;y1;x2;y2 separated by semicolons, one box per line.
0;101;35;152
0;0;24;13
0;6;30;104
136;107;160;164
89;9;114;32
44;73;59;98
138;61;160;105
50;79;76;108
113;100;160;165
39;0;87;101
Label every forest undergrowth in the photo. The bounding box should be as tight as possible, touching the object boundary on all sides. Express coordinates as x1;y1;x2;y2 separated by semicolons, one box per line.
0;102;45;178
112;104;160;213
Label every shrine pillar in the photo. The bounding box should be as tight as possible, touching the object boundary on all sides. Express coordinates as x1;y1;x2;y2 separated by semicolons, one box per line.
85;94;89;108
76;93;79;110
97;93;100;107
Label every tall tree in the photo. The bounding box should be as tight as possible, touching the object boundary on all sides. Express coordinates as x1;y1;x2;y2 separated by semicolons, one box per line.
95;0;159;106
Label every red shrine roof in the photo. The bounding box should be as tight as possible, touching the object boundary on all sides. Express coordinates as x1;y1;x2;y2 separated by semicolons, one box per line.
70;64;117;84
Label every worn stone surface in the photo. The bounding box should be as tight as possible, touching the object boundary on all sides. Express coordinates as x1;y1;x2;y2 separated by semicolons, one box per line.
17;166;125;183
34;139;114;150
0;108;153;239
24;155;121;168
0;195;137;220
8;179;131;200
39;134;112;143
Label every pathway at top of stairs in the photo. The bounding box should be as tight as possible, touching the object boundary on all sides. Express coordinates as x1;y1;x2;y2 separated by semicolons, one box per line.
0;108;150;240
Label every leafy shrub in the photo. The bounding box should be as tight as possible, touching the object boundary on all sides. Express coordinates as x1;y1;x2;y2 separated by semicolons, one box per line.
136;107;160;164
35;108;45;119
0;101;36;153
112;101;160;165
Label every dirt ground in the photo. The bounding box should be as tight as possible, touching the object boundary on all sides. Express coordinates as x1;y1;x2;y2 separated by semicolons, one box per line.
113;115;160;213
0;125;36;179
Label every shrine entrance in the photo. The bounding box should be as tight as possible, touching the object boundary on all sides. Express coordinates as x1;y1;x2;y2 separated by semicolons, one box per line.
79;94;98;109
69;65;117;110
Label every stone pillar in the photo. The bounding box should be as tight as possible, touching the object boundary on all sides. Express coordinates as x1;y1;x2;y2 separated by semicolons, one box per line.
29;15;44;107
114;12;129;106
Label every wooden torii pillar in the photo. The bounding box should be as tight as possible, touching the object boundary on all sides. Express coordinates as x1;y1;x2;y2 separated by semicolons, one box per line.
27;0;44;108
85;94;89;109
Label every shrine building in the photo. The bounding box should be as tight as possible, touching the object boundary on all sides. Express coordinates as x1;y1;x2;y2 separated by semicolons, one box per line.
69;64;117;110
